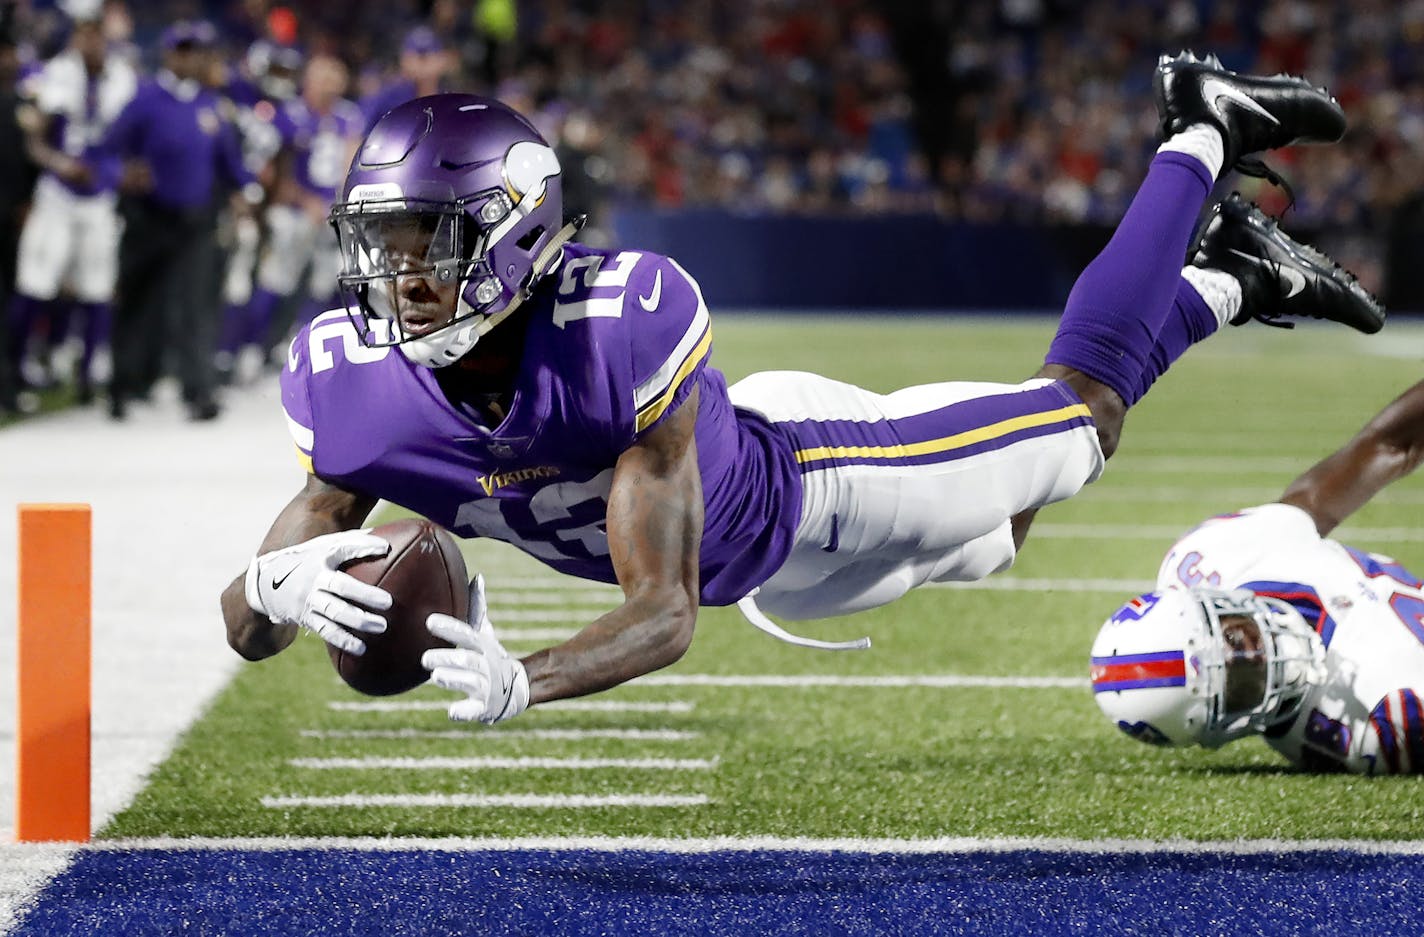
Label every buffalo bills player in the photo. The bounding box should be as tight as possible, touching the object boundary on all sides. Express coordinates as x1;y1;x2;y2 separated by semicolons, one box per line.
222;54;1384;727
1091;376;1424;774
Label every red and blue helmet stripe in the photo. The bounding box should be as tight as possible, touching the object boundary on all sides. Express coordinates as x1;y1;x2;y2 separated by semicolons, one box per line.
1090;650;1188;693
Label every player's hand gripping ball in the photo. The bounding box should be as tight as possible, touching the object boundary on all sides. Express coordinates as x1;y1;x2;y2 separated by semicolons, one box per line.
329;518;467;696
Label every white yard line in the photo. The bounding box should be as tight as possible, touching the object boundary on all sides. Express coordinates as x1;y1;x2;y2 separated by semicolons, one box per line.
300;728;697;741
493;609;607;622
1082;487;1424;505
1030;523;1418;542
496;591;620;605
926;577;1153;592
497;627;579;641
259;794;709;809
633;674;1084;688
1107;456;1307;473
329;699;696;713
83;834;1424;856
287;756;717;770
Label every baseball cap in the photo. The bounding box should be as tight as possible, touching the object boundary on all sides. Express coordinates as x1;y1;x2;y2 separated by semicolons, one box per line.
162;20;219;51
402;26;445;55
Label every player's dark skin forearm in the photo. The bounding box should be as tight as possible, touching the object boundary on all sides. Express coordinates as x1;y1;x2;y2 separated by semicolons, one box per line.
221;475;377;661
1280;378;1424;537
520;387;703;704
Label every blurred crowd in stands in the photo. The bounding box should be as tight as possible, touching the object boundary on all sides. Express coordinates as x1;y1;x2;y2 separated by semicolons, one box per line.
1;0;1421;420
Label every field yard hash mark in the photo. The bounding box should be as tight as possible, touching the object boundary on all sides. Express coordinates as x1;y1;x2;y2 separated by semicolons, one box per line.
287;756;717;770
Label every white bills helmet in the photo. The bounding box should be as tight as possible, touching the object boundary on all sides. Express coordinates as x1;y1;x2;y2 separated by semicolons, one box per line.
1089;588;1326;749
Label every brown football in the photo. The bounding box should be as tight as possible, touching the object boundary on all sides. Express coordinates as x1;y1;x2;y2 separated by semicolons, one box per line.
329;517;468;696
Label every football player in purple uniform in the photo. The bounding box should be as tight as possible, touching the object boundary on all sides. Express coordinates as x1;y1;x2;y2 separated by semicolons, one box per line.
8;6;136;402
234;53;364;364
1091;376;1424;773
222;54;1384;727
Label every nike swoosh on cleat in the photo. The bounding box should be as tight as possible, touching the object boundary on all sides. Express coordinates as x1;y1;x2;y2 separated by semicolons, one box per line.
639;269;663;311
1228;248;1307;298
1201;76;1280;126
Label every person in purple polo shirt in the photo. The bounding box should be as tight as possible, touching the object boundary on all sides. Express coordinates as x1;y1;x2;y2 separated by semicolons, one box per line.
99;20;254;421
358;25;455;136
222;55;1384;727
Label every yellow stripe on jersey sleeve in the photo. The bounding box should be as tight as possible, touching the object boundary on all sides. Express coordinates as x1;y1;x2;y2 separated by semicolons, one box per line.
635;325;713;432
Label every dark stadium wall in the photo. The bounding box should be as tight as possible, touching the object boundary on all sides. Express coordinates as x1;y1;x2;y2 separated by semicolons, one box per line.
609;208;1114;311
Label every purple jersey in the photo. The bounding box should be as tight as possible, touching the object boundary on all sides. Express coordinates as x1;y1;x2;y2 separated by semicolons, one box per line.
280;245;801;605
274;98;364;200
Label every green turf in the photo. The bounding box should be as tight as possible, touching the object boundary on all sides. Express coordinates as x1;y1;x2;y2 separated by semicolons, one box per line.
104;317;1424;842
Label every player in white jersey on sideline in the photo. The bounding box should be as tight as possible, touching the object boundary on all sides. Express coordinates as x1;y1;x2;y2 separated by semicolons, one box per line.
1091;377;1424;774
8;2;135;402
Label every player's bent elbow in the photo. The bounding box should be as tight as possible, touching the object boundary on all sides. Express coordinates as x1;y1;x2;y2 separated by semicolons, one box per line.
648;595;698;669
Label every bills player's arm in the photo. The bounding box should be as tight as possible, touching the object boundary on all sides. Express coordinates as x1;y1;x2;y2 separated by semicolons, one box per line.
521;386;703;703
220;476;380;660
1279;377;1424;537
1010;367;1128;548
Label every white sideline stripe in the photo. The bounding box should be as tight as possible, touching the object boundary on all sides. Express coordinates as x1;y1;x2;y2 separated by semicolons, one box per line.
1032;523;1418;542
494;609;604;623
86;835;1424;856
499;627;578;642
498;591;619;605
329;700;695;713
259;794;709;810
301;728;697;741
288;756;716;770
927;577;1153;593
634;675;1084;689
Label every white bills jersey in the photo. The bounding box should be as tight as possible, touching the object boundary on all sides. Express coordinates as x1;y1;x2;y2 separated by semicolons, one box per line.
1157;503;1424;774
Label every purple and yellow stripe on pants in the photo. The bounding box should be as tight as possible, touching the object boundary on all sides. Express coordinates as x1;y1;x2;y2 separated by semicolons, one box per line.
790;382;1094;472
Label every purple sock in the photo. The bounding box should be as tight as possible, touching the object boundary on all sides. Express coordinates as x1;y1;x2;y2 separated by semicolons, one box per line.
242;288;282;350
7;294;47;369
218;302;247;355
1129;277;1220;402
75;302;110;381
1044;151;1214;406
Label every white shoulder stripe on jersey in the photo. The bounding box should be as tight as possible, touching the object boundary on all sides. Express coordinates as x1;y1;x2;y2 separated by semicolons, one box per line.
285;412;314;452
632;260;710;412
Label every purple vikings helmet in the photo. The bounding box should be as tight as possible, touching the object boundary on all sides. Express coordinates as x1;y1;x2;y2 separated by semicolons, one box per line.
330;94;573;368
1090;588;1326;749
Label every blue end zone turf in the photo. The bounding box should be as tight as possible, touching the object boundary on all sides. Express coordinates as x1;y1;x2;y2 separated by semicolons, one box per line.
15;848;1424;936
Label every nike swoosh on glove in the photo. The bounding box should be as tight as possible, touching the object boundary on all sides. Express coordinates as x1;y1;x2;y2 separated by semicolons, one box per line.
423;574;531;725
245;529;392;655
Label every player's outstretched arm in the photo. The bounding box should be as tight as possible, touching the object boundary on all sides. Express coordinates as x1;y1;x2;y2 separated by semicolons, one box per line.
221;475;381;661
1280;378;1424;536
521;386;704;705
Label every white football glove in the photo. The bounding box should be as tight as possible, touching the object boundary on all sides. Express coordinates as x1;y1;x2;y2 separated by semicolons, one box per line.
244;530;392;655
423;574;530;725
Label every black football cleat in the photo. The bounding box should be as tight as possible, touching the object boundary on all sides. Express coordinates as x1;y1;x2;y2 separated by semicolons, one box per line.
1191;193;1384;334
1154;51;1346;186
